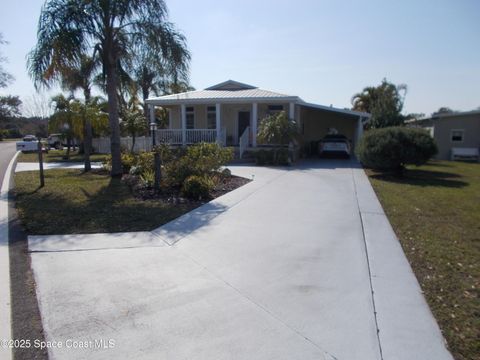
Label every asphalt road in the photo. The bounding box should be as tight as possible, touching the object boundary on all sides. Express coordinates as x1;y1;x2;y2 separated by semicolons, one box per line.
0;142;49;360
0;141;17;187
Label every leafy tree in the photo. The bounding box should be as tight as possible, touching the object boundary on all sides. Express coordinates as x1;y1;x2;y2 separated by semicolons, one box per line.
257;111;298;145
121;109;146;153
352;78;407;128
28;0;189;176
431;107;457;116
50;94;108;160
0;96;22;119
0;33;14;88
60;55;98;170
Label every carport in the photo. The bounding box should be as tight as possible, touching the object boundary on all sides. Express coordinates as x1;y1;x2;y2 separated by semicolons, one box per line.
297;102;369;150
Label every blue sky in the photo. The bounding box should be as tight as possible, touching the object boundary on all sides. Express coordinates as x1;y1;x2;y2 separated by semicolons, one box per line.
0;0;479;116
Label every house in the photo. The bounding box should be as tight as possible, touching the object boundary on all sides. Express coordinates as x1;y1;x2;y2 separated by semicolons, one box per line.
407;110;480;160
145;80;369;155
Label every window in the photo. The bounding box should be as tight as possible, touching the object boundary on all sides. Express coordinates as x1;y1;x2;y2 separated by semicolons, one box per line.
451;129;464;142
186;106;195;129
207;106;216;129
267;104;284;115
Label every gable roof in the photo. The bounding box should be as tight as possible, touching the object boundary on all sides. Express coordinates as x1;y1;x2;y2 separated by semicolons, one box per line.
205;80;257;91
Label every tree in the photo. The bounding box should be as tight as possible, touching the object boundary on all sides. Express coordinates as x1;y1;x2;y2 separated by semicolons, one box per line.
121;109;146;153
352;78;407;128
0;33;14;88
28;0;189;176
131;38;190;123
431;107;456;116
257;111;298;146
60;55;98;171
0;96;22;119
21;92;52;119
49;94;108;160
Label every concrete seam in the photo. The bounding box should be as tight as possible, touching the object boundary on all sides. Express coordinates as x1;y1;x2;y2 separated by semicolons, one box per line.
350;167;384;360
176;248;339;360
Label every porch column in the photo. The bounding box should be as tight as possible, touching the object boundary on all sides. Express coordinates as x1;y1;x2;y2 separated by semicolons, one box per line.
252;102;258;147
168;108;172;129
181;104;186;146
216;103;221;143
289;102;295;121
149;104;155;124
356;116;364;147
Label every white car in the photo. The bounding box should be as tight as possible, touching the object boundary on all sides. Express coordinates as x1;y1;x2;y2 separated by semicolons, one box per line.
16;135;40;152
318;134;351;158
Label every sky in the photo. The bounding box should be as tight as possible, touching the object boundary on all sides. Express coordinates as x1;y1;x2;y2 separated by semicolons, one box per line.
0;0;479;116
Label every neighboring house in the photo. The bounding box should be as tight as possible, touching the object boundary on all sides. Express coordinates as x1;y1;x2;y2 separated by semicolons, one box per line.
407;110;480;160
145;80;369;153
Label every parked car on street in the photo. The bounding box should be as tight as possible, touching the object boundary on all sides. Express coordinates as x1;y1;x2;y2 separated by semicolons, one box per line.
318;134;351;158
16;135;39;152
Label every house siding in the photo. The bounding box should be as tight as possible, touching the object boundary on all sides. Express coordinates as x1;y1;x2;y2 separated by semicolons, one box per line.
430;114;480;160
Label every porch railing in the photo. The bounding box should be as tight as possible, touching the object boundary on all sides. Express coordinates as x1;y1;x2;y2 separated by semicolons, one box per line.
157;129;182;144
186;129;217;144
239;126;250;159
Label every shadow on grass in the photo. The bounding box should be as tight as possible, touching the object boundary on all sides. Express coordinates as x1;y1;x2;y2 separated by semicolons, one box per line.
15;171;227;236
370;168;468;188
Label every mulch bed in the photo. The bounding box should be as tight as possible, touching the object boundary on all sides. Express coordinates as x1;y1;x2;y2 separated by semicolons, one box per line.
129;174;251;205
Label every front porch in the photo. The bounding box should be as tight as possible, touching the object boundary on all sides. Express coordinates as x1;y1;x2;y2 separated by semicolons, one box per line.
148;102;296;147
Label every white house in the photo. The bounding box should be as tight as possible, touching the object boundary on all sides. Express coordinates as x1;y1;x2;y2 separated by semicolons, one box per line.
145;80;369;153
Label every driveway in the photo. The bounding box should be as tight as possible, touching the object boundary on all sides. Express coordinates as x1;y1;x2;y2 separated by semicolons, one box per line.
27;160;452;360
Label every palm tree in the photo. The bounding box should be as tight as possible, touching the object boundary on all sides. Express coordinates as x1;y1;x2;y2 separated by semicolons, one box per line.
61;55;98;171
28;0;189;176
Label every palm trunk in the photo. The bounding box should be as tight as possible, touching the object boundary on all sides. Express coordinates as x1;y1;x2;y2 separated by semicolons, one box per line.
106;60;123;176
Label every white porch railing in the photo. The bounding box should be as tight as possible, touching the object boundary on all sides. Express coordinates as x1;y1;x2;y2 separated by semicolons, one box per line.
157;129;183;144
186;129;217;144
239;126;250;159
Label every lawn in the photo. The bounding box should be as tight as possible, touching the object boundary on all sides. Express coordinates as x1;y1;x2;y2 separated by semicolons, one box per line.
367;160;480;360
17;149;108;163
14;169;199;235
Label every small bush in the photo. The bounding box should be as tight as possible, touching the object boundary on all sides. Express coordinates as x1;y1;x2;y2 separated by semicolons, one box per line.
165;143;233;186
254;148;289;166
182;175;214;200
356;127;437;173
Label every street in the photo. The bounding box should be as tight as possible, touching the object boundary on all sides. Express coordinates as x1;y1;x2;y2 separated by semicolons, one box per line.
0;141;17;186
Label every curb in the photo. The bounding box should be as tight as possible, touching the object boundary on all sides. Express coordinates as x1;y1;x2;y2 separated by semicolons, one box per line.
0;151;19;360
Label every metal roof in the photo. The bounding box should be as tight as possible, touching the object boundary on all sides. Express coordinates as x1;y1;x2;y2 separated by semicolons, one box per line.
145;80;370;119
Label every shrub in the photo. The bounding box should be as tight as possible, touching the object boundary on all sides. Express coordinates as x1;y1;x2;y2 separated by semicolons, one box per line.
140;169;155;188
254;148;289;166
356;127;437;173
181;175;214;200
165;143;233;186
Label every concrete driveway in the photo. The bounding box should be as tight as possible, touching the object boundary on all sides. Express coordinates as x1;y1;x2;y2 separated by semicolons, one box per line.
28;160;452;360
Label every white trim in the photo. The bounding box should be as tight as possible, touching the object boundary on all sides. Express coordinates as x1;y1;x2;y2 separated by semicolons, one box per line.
146;96;300;106
450;129;465;143
289;102;295;120
298;101;371;118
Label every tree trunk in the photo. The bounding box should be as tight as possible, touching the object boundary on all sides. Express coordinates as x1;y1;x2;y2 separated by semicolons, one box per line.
65;137;71;160
131;133;136;153
105;60;123;176
142;85;150;129
83;89;92;172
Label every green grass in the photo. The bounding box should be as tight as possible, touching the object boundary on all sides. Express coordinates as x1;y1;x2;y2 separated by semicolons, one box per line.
367;160;480;360
17;149;108;163
14;169;197;235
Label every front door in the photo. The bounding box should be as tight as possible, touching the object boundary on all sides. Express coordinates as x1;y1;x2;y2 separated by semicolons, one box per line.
238;111;250;143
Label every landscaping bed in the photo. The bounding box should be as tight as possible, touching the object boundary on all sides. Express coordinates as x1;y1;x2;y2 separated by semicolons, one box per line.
14;168;249;235
367;160;480;360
